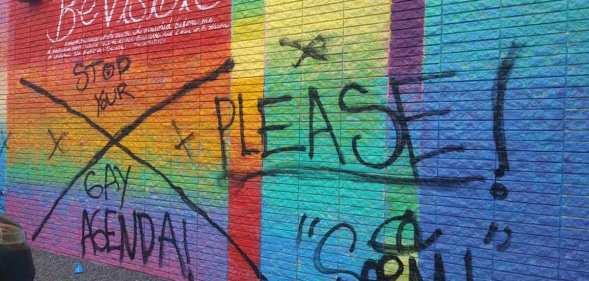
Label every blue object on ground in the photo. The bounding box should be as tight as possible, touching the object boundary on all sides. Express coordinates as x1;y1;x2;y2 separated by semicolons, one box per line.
74;262;85;274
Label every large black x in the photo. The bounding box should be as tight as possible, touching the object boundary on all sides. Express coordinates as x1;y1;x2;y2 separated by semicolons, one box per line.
20;58;267;281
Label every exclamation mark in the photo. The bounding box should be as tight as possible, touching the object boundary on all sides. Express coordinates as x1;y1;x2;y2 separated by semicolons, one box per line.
490;42;522;200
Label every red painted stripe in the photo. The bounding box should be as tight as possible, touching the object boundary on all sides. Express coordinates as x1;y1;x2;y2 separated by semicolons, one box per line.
228;175;261;281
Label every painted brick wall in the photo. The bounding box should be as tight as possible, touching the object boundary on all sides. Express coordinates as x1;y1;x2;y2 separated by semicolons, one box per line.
0;0;588;280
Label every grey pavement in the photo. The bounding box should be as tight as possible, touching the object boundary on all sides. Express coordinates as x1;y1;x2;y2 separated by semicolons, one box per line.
32;249;169;281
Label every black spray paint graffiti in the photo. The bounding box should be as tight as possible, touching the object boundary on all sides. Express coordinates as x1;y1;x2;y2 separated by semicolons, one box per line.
81;208;193;280
483;222;512;252
298;212;474;281
219;70;483;189
74;56;131;91
95;82;135;117
172;120;195;160
73;55;133;117
482;42;523;252
260;41;522;256
21;58;268;281
287;40;524;279
212;34;483;188
83;163;132;209
261;35;524;199
213;41;476;184
237;93;260;157
215;35;520;190
279;34;329;68
47;129;67;160
20;37;523;280
490;42;523;201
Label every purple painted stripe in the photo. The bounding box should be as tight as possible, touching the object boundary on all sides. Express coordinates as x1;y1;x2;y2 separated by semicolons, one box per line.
388;0;425;82
387;0;426;149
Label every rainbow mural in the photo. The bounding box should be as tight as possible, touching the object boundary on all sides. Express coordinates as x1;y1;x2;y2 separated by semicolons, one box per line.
2;0;589;281
0;0;8;213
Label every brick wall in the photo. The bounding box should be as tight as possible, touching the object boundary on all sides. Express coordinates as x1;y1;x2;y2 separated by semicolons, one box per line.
0;0;588;280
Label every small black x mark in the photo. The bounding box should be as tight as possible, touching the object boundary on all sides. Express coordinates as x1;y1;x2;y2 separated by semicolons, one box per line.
48;129;67;160
172;120;194;160
279;34;328;68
